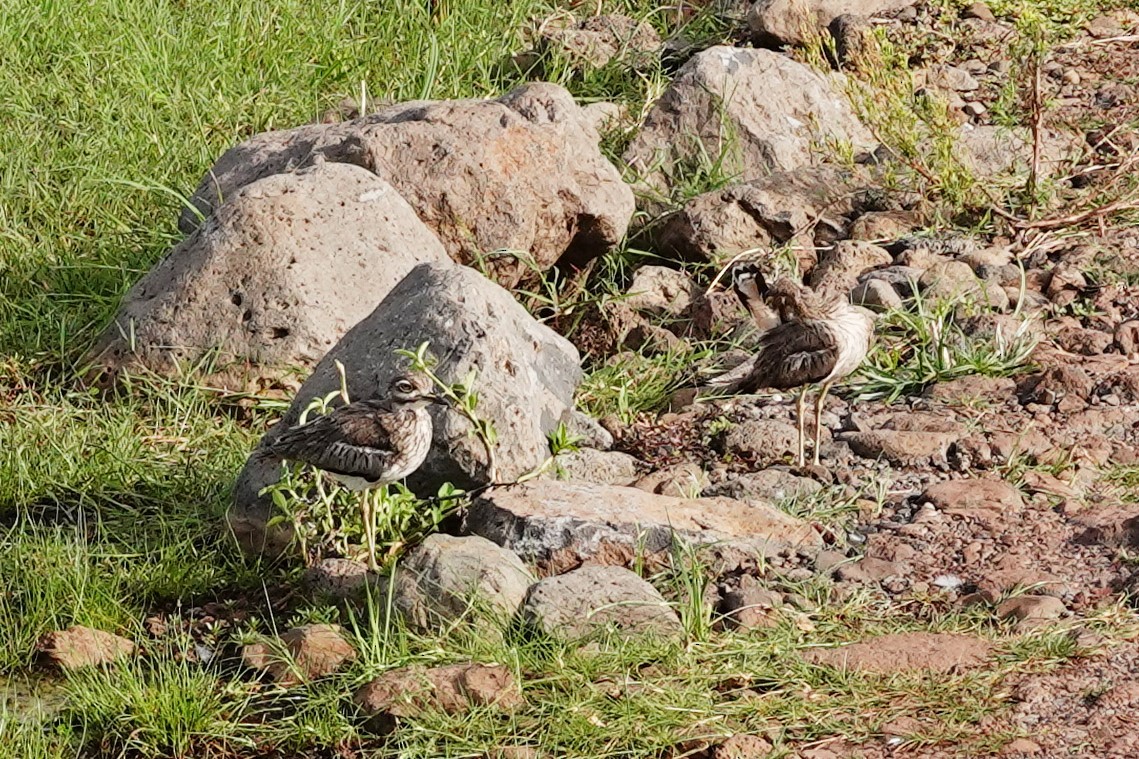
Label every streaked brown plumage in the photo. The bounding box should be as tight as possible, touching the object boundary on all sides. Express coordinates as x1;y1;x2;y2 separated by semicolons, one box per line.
708;263;874;466
266;371;442;569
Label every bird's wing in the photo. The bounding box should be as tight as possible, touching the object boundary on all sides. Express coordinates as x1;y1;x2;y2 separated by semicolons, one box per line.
740;320;839;391
266;400;399;481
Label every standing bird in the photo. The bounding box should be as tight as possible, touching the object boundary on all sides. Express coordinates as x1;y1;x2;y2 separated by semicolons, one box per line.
265;371;445;570
706;264;874;466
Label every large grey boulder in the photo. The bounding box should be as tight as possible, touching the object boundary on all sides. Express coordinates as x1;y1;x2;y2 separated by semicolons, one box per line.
179;82;634;288
230;262;582;556
390;534;534;633
748;0;916;48
622;47;874;206
520;565;684;642
466;480;823;575
85;161;449;388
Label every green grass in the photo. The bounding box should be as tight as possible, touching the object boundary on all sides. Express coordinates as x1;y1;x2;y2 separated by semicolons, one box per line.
850;290;1039;402
4;0;1139;755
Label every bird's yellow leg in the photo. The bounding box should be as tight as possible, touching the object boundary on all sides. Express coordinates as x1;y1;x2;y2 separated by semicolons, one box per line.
796;386;809;467
813;382;833;466
362;489;378;572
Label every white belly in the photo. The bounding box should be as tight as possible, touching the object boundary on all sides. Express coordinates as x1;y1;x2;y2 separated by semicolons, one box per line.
328;473;378;492
823;307;874;383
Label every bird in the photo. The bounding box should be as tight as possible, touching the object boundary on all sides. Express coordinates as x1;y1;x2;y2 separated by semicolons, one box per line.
705;263;874;467
265;371;445;570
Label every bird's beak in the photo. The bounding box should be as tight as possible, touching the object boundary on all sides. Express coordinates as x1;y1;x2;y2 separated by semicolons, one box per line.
426;393;448;406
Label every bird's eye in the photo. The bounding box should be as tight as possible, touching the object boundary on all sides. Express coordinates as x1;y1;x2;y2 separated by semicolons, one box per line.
396;381;413;393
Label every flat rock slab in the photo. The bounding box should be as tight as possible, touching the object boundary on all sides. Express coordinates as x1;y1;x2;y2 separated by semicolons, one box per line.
466;480;823;575
520;565;683;642
180;82;633;288
802;632;992;674
841;430;958;467
231;262;581;556
85;161;449;388
921;478;1024;512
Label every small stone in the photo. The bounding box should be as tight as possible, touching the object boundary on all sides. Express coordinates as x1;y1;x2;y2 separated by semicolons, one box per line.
808;240;892;298
355;662;522;734
632;462;708;498
850;278;903;311
847;210;923;242
996;595;1066;622
1061;69;1080;86
468;480;823;574
242;624;355;686
536;14;661;71
718;419;801;467
703;469;823;503
963;2;995;22
1002;737;1042;755
1019;364;1093;407
552;448;642;486
37;626;135;671
925;64;980;93
813;549;850;576
925;374;1016;404
963;101;987;117
304;558;381;599
710;734;774;758
391;534;534;634
521;565;684;642
1114;320;1139;357
835;557;904;583
718;576;783;631
1086;14;1124;39
624;265;699;317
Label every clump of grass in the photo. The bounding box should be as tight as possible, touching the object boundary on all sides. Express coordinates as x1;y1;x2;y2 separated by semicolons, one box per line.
576;342;715;423
851;290;1038;402
60;651;245;759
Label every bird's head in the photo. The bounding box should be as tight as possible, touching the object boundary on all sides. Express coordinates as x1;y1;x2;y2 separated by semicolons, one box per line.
387;372;446;407
730;262;768;302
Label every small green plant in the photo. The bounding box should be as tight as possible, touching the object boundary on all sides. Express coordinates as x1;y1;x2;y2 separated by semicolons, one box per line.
262;346;477;570
851;289;1039;402
398;341;499;481
547;420;584;456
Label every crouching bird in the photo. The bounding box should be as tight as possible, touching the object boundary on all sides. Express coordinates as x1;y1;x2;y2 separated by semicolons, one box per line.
264;371;445;570
705;264;874;466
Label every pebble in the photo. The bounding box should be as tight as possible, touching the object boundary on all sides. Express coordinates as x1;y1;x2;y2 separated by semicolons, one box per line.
1062;69;1081;85
964;101;986;117
963;2;995;22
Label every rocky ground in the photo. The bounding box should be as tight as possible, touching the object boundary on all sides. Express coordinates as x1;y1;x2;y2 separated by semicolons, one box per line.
10;0;1139;757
